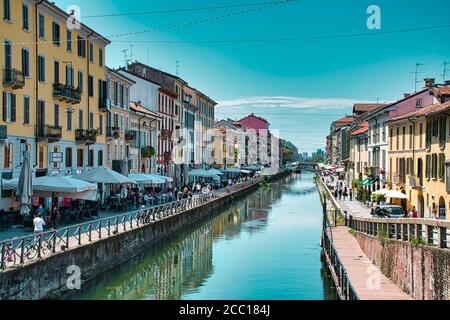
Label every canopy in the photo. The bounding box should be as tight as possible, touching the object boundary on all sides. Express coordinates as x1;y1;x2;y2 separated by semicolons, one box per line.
73;166;136;184
2;178;19;191
220;168;242;173
128;173;168;184
242;165;262;171
33;176;98;200
240;169;251;174
208;168;223;176
373;189;407;199
372;188;391;195
188;169;219;180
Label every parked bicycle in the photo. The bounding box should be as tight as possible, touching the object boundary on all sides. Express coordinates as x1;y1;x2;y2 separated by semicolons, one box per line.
25;236;53;259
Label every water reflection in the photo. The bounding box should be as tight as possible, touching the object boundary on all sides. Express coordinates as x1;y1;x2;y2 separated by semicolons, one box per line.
67;172;336;300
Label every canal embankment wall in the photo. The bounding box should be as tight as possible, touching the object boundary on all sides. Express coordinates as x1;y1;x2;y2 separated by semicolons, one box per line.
355;232;450;300
0;171;290;300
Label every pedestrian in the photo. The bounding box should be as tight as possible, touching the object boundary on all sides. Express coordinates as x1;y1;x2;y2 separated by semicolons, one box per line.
338;189;342;200
33;214;45;235
408;206;418;218
343;187;348;201
349;188;353;201
50;205;60;230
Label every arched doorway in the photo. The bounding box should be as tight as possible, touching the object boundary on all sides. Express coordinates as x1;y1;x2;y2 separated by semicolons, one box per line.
438;197;446;219
417;195;424;218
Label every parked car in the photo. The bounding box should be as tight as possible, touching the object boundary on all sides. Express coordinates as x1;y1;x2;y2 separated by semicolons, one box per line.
371;205;405;218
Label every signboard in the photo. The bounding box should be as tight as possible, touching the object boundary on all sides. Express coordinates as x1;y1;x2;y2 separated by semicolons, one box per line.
51;152;63;163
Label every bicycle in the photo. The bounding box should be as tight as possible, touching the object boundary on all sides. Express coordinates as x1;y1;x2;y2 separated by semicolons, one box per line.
25;236;53;259
2;241;16;267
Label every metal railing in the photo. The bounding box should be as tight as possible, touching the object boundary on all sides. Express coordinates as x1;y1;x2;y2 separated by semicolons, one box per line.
53;83;81;103
348;215;450;249
322;228;359;300
36;125;62;141
3;67;25;88
0;177;261;270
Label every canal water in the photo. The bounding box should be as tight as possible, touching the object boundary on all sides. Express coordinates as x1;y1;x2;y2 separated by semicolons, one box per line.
66;172;337;300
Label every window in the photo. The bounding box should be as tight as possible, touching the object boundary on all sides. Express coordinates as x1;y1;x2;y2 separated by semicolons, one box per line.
389;128;393;150
38;55;45;82
99;115;103;135
4;40;11;70
125;87;129;108
419;123;423;148
22;48;30;77
52;22;60;46
38;146;44;168
77;149;84;167
416;98;423;108
78;70;83;92
439;153;445;180
3;143;12;169
22;4;29;30
89;42;94;63
66;30;72;52
23;96;30;124
2;91;16;122
409;125;413;149
396;127;399;150
3;0;11;21
65;148;72;167
120;114;124;130
98;150;103;166
88;149;94;167
113;81;118;105
107;144;111;162
89;112;94;129
120;84;124;107
88;75;94;97
66;64;74;86
53;60;59;84
432;153;438;180
402;126;406;149
78;109;83;129
114;113;119;127
38;14;45;38
77;36;86;58
99;48;103;67
54;104;59;127
67;110;72;131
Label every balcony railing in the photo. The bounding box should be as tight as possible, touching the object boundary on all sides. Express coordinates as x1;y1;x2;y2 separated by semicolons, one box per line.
53;83;81;104
3;68;25;89
36;125;62;142
408;175;423;188
75;129;97;145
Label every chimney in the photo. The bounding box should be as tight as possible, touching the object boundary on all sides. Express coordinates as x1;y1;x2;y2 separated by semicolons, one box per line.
424;78;435;88
445;80;450;86
404;93;411;98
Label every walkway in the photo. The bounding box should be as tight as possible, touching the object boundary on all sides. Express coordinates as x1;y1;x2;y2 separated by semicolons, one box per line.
329;226;412;300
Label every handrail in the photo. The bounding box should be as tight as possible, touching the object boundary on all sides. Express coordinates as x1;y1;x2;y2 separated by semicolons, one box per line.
348;214;449;249
0;177;262;270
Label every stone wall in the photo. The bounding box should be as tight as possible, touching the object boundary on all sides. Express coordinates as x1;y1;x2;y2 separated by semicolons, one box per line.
355;232;450;300
0;170;289;300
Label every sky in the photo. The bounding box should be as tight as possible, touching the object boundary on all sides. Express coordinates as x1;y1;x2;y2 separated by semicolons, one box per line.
54;0;450;153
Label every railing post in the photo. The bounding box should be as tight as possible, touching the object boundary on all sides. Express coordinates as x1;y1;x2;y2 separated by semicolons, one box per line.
37;236;42;259
88;224;92;242
20;241;25;263
78;227;82;245
438;226;446;249
52;231;56;253
1;243;5;270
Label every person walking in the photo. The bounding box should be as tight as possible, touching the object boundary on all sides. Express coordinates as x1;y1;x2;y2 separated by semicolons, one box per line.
338;188;342;200
50;205;60;230
343;187;348;201
349;188;353;201
33;214;45;235
408;206;418;218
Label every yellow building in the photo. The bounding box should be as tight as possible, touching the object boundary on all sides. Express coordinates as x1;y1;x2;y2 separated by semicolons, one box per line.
388;100;450;219
0;0;110;185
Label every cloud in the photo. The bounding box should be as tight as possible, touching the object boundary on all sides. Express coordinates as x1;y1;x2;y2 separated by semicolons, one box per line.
216;96;375;110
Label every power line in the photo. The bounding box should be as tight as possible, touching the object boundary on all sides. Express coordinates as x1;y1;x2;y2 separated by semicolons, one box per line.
83;1;297;18
110;23;450;44
216;112;348;116
1;0;294;46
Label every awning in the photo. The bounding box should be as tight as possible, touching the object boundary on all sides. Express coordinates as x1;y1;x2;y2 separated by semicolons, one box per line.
188;169;220;179
208;168;223;176
73;166;136;184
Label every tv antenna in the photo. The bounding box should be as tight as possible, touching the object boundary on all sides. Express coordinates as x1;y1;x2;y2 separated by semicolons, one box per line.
123;45;134;66
410;63;426;92
176;60;180;76
441;61;450;83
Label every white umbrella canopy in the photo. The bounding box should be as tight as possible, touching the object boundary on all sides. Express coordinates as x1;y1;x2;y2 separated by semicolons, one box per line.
384;190;407;199
208;168;223;175
128;173;154;183
73;166;136;184
17;151;33;216
33;176;97;193
373;188;391;195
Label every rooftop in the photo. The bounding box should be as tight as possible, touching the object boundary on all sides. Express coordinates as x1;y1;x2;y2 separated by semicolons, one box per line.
389;101;450;122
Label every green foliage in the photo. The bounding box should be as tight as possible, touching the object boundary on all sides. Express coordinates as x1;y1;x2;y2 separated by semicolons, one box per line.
352;179;361;188
141;146;155;158
356;183;370;202
410;236;427;247
349;228;357;237
371;193;386;203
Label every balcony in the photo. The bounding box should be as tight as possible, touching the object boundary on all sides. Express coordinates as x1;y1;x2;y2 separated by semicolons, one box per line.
3;68;25;89
53;83;81;104
106;126;120;139
408;175;423;189
75;129;97;145
0;125;7;140
125;130;136;142
36;125;62;142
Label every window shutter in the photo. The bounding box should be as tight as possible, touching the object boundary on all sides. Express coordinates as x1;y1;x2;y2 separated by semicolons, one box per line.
2;92;6;122
12;94;16;122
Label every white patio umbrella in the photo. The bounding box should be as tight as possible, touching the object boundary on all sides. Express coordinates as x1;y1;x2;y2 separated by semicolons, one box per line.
384;190;407;199
32;176;98;201
16;151;33;216
208;168;223;176
73;166;136;184
128;173;154;184
372;188;391;195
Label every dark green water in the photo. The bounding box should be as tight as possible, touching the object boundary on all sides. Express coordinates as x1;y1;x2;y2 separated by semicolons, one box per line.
66;172;337;300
